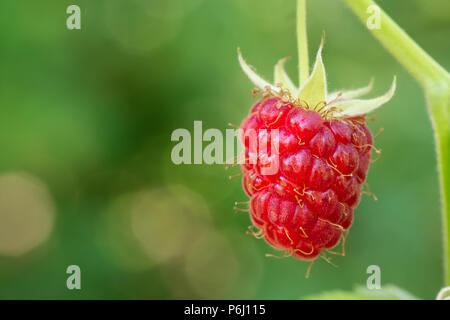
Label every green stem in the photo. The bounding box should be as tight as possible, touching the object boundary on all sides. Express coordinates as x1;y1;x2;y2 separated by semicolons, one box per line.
343;0;450;286
297;0;309;86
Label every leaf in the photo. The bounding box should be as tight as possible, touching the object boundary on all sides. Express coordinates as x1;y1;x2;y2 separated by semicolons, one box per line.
274;57;297;94
327;78;374;102
436;286;450;300
237;48;279;92
303;285;419;300
298;36;327;107
330;76;396;117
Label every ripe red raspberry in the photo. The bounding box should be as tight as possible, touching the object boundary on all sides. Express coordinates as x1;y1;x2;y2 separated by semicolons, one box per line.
235;8;396;262
240;96;373;260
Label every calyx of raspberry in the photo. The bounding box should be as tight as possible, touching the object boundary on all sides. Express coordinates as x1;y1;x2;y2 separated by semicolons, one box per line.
238;36;396;118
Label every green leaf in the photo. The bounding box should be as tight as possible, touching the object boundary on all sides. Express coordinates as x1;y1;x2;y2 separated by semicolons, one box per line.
303;285;419;300
237;48;278;92
274;57;297;94
329;77;396;117
298;37;327;107
327;78;374;102
436;286;450;300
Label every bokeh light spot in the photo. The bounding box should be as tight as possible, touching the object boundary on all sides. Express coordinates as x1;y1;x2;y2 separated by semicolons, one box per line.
184;230;239;299
0;173;55;257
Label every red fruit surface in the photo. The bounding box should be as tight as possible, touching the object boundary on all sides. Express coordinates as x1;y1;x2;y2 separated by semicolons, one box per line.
240;96;373;260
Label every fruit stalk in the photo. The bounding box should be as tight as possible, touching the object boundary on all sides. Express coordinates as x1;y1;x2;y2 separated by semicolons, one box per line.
343;0;450;286
297;0;309;86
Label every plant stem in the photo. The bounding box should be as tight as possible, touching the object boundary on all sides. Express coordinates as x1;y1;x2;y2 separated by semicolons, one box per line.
427;88;450;286
343;0;450;286
297;0;309;86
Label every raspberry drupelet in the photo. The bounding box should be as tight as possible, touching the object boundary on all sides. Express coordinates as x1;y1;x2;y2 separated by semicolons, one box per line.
240;96;373;260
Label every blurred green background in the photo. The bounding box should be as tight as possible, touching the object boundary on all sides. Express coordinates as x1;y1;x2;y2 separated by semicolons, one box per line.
0;0;449;299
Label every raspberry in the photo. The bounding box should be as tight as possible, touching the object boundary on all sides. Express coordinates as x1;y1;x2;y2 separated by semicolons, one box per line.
234;5;396;262
240;96;373;260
